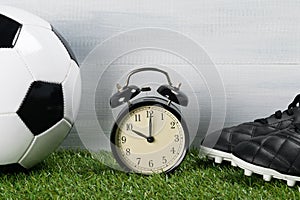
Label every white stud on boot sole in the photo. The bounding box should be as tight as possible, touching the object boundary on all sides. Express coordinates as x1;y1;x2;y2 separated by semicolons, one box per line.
287;180;296;187
263;175;272;182
214;156;223;164
244;169;253;176
231;161;237;167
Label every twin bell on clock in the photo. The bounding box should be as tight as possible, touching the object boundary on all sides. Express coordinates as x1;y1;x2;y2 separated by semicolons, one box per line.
110;67;188;108
109;67;190;175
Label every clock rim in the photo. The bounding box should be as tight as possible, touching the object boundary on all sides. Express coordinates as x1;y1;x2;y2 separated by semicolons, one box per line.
110;96;189;174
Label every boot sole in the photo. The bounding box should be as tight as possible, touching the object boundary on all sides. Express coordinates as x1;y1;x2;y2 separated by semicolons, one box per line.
199;146;237;167
232;155;300;187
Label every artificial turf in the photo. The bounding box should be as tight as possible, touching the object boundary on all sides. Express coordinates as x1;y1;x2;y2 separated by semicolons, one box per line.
0;150;299;199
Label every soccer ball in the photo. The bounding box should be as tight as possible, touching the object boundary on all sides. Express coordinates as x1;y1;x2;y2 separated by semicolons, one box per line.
0;6;81;168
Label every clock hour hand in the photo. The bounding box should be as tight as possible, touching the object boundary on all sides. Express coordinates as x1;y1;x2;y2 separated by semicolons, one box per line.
132;129;148;139
132;129;155;143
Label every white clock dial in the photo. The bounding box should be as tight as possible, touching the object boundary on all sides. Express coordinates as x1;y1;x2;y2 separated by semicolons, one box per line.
112;103;187;174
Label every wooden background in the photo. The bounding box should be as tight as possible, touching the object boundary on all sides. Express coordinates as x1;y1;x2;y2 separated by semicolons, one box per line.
1;0;300;148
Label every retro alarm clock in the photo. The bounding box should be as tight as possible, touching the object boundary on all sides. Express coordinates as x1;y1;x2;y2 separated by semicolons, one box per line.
110;67;189;174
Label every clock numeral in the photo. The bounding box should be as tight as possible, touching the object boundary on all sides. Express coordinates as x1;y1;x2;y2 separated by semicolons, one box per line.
136;158;141;165
135;114;141;122
170;122;176;129
149;160;154;168
161;113;164;120
162;156;167;164
174;135;180;142
171;147;176;154
146;110;154;118
121;136;127;144
126;123;133;131
125;148;131;156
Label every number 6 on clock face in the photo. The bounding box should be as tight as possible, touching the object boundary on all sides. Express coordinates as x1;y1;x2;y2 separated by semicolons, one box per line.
110;98;189;175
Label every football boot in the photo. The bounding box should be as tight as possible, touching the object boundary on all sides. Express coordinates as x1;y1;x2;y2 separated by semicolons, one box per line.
200;94;300;166
232;122;300;187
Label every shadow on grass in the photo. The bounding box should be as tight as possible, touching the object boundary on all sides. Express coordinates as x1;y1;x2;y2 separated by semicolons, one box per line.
0;150;114;177
0;163;29;174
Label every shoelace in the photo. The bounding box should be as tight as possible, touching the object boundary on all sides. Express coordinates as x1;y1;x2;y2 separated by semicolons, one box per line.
254;94;300;124
294;123;300;133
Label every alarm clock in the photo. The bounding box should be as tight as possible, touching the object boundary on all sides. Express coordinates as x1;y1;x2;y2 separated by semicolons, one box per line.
110;67;189;174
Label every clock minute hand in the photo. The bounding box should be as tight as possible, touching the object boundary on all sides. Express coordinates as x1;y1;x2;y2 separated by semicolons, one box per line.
132;129;148;139
149;115;153;137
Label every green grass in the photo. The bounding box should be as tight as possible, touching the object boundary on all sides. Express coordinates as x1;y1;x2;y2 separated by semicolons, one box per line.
0;150;299;199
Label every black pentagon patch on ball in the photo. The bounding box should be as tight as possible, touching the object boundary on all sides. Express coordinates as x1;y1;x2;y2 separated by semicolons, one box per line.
51;26;79;66
17;81;64;136
0;14;22;48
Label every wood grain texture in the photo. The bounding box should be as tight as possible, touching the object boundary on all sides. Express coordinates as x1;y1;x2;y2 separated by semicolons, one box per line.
0;0;299;148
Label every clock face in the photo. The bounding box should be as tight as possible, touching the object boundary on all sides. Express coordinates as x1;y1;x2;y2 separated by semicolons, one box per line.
111;101;188;174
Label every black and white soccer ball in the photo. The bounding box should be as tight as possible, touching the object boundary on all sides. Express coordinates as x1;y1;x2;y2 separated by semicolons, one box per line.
0;6;81;168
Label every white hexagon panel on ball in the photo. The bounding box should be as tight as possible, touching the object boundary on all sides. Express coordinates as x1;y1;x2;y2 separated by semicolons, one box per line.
15;25;71;83
19;119;72;169
62;60;82;124
0;114;34;164
0;50;33;114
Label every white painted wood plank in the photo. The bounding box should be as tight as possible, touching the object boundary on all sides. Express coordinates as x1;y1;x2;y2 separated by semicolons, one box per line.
1;0;299;147
1;0;300;63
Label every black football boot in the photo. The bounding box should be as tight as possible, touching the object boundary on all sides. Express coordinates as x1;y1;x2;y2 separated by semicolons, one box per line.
232;122;300;187
200;94;300;166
